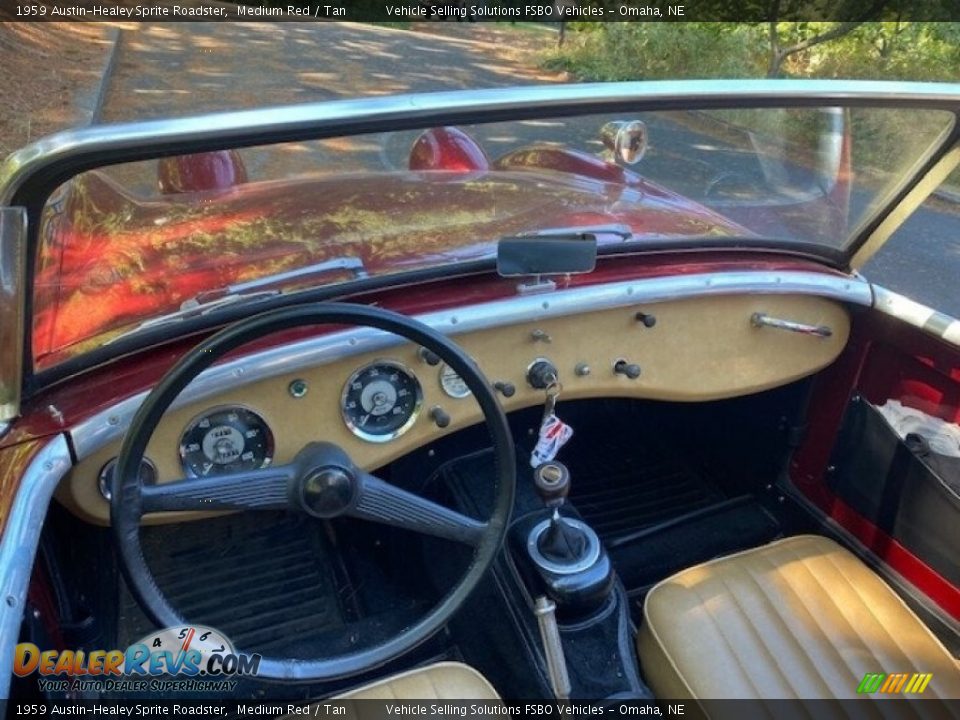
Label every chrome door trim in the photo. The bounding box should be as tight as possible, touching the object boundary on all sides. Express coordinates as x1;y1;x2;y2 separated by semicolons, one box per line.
872;285;960;350
0;434;72;697
70;269;871;461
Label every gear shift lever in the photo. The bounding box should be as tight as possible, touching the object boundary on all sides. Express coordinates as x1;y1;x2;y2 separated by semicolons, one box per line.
533;461;570;506
518;462;614;616
532;461;591;565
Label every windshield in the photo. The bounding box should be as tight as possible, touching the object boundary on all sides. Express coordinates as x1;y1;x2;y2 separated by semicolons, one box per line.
35;104;955;369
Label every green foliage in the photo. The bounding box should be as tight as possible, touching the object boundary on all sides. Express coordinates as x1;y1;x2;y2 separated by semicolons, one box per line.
804;23;960;80
543;23;766;81
544;22;960;189
546;21;960;83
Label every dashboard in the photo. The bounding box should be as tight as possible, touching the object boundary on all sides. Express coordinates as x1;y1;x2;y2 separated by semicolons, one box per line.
58;291;851;525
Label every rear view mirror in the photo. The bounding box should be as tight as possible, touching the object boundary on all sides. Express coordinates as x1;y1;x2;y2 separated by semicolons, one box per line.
497;236;598;277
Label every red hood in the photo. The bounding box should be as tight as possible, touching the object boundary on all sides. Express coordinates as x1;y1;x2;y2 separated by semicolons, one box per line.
34;166;748;367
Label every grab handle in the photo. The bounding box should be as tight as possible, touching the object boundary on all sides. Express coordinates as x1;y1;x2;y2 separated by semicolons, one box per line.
751;312;833;338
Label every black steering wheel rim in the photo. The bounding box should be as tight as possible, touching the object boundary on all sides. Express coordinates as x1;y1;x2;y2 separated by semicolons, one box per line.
112;302;516;682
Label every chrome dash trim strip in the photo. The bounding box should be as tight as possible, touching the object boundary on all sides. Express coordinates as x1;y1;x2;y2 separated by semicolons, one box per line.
0;434;72;698
872;284;960;350
70;270;871;461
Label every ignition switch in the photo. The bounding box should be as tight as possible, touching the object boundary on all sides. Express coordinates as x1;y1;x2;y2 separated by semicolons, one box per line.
527;359;559;389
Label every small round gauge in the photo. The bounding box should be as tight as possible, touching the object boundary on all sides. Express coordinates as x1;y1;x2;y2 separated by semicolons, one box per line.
98;457;158;501
179;406;274;478
131;625;235;674
439;363;471;399
341;361;423;442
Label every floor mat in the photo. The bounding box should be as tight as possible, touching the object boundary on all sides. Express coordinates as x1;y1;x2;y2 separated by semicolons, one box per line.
120;512;348;656
563;427;725;542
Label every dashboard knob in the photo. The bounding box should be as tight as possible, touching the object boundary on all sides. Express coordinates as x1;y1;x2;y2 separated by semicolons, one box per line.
635;312;657;328
614;360;642;379
429;406;451;428
493;381;516;398
418;347;441;366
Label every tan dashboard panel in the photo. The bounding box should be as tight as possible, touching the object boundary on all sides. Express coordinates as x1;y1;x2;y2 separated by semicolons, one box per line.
59;293;850;525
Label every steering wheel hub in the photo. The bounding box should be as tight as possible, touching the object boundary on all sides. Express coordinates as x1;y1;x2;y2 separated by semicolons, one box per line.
301;465;355;518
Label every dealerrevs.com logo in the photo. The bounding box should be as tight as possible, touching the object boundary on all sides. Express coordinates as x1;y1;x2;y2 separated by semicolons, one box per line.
14;625;260;693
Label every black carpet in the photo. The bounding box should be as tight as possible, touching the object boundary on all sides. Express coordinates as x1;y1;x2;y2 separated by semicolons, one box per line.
609;497;782;611
123;512;348;656
562;424;725;543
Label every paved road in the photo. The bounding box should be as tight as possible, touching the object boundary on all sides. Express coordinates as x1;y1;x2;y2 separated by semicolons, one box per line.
97;21;566;189
98;22;561;119
94;22;960;318
864;202;960;317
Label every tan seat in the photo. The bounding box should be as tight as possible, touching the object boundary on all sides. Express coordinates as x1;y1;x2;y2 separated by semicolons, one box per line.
335;661;500;700
638;535;960;699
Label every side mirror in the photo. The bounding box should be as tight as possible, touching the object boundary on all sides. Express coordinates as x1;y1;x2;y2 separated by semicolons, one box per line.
600;120;648;165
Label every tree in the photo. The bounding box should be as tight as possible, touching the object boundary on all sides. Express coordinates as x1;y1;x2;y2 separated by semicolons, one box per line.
766;21;866;76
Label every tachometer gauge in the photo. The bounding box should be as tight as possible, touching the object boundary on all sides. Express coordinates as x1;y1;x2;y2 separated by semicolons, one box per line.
341;361;423;442
179;406;274;478
439;363;471;399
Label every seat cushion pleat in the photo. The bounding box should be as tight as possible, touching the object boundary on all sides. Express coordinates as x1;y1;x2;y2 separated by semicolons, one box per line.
639;535;960;702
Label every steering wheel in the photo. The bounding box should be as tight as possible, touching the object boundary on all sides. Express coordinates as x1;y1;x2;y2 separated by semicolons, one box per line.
112;302;516;682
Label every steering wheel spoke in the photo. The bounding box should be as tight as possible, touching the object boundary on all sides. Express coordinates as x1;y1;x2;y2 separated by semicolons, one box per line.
140;464;295;513
352;472;486;546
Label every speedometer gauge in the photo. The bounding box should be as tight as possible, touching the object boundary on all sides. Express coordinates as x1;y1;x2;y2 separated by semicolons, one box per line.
341;361;423;442
179;406;274;478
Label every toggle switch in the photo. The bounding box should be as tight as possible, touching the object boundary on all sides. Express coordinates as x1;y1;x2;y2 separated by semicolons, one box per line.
613;359;641;379
635;312;657;328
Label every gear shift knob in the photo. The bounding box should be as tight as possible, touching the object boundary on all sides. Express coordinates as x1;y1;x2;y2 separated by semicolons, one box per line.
534;461;570;507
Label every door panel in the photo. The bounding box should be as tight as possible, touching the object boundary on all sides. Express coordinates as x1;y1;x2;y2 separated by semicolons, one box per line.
829;396;960;586
792;307;960;619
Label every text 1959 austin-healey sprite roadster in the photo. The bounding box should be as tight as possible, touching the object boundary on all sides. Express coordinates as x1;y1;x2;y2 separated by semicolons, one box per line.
0;80;958;712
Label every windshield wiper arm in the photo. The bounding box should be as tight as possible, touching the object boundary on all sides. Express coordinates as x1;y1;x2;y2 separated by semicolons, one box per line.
185;256;369;308
519;224;633;241
105;291;281;344
107;256;368;343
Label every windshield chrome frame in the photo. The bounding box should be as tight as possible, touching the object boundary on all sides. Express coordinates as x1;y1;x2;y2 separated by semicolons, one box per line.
2;79;960;397
5;79;960;207
0;208;26;424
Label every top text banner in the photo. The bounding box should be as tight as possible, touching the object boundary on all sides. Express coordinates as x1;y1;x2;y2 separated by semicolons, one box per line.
2;0;959;21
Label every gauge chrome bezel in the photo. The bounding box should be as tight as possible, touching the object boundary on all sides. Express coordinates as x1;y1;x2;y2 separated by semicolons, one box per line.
178;404;275;478
438;363;472;399
341;359;423;443
97;456;158;501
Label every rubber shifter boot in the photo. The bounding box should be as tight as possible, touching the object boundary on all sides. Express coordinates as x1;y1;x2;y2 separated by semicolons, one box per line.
538;513;589;564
